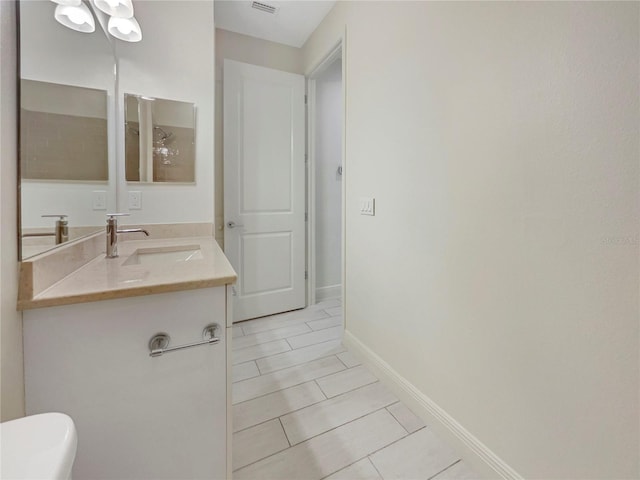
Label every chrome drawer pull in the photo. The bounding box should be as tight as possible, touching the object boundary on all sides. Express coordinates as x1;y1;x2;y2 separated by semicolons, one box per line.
149;323;220;357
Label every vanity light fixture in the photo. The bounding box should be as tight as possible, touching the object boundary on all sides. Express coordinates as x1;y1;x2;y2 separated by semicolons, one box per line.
51;0;142;42
94;0;134;19
54;3;95;33
107;15;142;42
51;0;82;6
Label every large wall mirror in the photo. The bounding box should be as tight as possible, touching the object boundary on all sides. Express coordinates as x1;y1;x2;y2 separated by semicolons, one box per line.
19;0;116;259
18;0;216;260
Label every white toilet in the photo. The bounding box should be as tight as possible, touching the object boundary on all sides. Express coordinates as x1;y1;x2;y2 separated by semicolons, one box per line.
0;412;77;480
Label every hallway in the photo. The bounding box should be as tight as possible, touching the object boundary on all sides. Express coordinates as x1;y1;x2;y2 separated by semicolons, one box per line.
231;300;477;479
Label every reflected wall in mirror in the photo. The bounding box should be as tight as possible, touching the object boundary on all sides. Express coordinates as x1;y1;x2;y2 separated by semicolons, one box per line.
125;94;196;183
21;80;108;181
19;0;116;259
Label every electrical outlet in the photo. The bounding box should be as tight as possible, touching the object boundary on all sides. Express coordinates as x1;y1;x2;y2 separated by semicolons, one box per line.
92;191;107;210
360;197;375;216
129;191;142;210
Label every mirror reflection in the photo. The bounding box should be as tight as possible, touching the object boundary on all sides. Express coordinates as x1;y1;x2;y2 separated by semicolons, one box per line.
21;80;108;181
19;0;115;259
125;94;196;183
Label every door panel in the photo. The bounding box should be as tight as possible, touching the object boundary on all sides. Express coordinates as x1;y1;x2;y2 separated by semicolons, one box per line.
241;79;294;213
241;232;292;295
224;59;305;322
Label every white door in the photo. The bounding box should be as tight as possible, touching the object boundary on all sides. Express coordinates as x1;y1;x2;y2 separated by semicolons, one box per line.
224;59;306;322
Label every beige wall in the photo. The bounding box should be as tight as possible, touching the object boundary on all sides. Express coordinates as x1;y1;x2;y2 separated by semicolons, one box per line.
215;28;304;77
21;111;108;181
1;0;25;421
215;28;303;247
304;2;639;478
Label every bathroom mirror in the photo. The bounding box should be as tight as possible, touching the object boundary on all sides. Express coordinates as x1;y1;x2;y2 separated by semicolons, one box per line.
19;0;116;259
125;94;196;183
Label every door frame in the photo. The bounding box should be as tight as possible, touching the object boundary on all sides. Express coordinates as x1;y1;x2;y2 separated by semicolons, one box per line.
306;36;345;308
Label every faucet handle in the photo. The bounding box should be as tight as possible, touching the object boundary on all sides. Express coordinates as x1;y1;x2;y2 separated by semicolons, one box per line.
106;213;130;225
106;213;130;231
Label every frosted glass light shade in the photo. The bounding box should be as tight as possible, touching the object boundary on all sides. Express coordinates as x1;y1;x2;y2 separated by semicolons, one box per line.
54;3;95;33
108;16;142;42
51;0;82;6
94;0;134;18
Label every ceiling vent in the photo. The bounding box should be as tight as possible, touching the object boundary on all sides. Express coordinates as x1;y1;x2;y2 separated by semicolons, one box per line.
251;1;278;14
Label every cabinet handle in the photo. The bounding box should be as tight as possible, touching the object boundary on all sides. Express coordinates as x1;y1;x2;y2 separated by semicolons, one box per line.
149;323;220;357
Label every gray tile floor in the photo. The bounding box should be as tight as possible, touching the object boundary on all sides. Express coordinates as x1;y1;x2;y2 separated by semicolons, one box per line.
232;299;479;480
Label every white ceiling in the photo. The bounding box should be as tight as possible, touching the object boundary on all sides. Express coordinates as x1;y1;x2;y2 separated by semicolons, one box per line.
214;0;336;48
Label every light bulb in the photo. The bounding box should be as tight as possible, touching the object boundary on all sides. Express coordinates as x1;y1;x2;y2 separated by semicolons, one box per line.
117;22;133;35
66;9;85;25
94;0;133;18
54;4;95;33
108;16;142;42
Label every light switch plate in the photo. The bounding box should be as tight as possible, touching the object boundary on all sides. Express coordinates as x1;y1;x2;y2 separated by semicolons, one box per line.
128;191;142;210
360;197;375;216
92;191;107;210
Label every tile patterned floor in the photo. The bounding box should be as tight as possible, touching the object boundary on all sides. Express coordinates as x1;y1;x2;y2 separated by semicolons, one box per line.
232;299;479;480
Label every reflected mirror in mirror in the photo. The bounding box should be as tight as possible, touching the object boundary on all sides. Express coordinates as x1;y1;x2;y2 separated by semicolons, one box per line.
19;0;116;260
125;94;196;183
21;80;108;181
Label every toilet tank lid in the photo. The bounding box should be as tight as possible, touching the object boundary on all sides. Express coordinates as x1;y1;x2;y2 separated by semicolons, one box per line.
0;412;77;480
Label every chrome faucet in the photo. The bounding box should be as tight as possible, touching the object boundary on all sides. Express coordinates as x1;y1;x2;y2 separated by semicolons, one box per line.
22;215;69;244
106;213;149;258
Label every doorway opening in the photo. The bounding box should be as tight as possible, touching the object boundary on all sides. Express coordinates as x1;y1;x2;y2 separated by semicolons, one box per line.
306;43;344;307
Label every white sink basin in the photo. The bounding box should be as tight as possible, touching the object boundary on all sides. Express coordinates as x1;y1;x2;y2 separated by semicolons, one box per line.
123;245;204;266
0;412;77;480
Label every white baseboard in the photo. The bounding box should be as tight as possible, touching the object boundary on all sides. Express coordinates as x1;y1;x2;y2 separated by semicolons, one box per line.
343;330;523;480
315;284;341;302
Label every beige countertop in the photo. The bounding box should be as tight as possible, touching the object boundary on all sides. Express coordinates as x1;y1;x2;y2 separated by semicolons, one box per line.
18;235;237;310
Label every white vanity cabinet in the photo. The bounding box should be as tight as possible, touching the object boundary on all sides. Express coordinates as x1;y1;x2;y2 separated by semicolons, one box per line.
23;286;231;480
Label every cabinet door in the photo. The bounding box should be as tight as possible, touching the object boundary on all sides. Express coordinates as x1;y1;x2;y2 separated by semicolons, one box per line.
24;288;228;480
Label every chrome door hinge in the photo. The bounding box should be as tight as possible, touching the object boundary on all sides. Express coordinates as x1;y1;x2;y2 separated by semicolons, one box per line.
304;94;308;105
305;153;308;163
305;271;308;280
305;212;308;222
